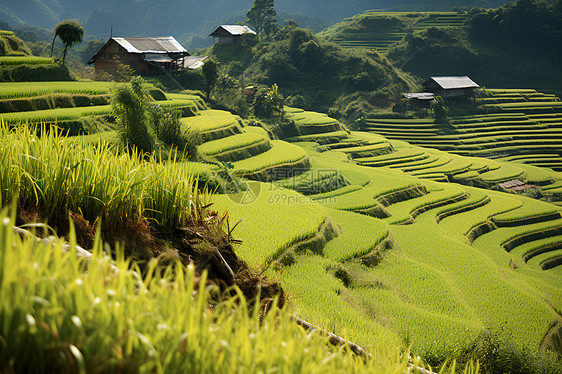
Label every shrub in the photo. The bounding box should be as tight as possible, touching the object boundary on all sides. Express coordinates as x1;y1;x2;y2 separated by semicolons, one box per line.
253;84;284;118
150;105;199;159
0;63;71;82
431;96;451;125
112;76;155;153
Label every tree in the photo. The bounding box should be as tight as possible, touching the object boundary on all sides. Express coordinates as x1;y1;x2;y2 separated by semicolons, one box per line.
253;84;284;119
246;0;277;37
202;58;219;99
51;20;84;63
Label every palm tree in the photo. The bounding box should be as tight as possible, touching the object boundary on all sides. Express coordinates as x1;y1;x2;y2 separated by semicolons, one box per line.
50;20;84;63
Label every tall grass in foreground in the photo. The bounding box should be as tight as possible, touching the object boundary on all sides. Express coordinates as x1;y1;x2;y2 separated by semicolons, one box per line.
0;122;204;231
0;209;452;373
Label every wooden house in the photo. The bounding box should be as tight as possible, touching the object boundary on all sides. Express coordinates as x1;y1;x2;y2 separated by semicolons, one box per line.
422;76;479;98
88;36;190;76
210;25;256;44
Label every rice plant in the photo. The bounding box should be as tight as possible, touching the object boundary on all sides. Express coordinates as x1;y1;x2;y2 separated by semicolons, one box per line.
232;140;309;174
0;56;54;65
0;81;113;99
198;132;268;156
0;122;209;231
0;209;427;374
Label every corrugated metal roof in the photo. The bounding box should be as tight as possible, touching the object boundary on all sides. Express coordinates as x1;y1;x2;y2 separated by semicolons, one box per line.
183;56;208;69
210;25;256;36
425;76;479;90
113;36;187;54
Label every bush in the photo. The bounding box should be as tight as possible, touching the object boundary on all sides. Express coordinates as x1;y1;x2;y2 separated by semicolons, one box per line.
150;105;199;159
253;84;284;118
0;63;71;82
112;76;155;153
170;69;205;91
112;77;201;157
431;96;450;125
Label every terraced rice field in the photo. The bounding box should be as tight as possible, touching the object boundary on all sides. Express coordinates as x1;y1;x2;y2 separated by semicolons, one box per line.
212;182;327;266
319;11;467;55
0;56;55;65
0;81;204;131
198;132;269;157
0;81;113;99
362;89;562;173
215;123;562;354
4;76;561;364
181;109;242;140
0;99;198;125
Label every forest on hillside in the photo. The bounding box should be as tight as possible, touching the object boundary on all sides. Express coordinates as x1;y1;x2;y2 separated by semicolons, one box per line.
0;0;507;44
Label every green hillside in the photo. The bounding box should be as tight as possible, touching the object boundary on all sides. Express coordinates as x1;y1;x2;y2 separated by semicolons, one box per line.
317;1;562;94
1;0;562;366
318;11;467;55
0;31;71;82
211;26;416;112
0;0;507;43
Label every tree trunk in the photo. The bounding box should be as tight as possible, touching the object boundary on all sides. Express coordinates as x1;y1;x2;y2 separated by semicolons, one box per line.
50;34;57;58
62;44;68;63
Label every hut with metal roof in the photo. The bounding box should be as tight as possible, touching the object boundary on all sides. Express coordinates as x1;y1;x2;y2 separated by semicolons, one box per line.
210;25;256;44
422;76;480;98
88;36;190;76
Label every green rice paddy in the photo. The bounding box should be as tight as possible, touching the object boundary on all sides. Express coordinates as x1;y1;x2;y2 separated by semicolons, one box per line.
0;56;54;65
2;77;562;371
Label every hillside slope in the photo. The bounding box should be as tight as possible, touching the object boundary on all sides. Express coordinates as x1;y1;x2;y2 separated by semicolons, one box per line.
0;0;507;41
320;0;562;93
212;26;415;113
207;107;562;370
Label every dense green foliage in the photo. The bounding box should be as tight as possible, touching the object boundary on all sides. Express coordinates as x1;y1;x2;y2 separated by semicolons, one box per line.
246;0;277;37
253;84;284;118
201;58;219;99
0;62;71;82
384;0;562;92
212;26;412;115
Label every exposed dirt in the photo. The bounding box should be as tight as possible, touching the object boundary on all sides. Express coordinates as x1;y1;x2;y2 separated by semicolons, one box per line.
540;304;562;357
14;201;285;310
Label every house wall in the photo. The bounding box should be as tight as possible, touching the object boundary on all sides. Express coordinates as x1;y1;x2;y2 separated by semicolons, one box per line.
215;35;241;44
423;83;474;98
441;88;466;98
